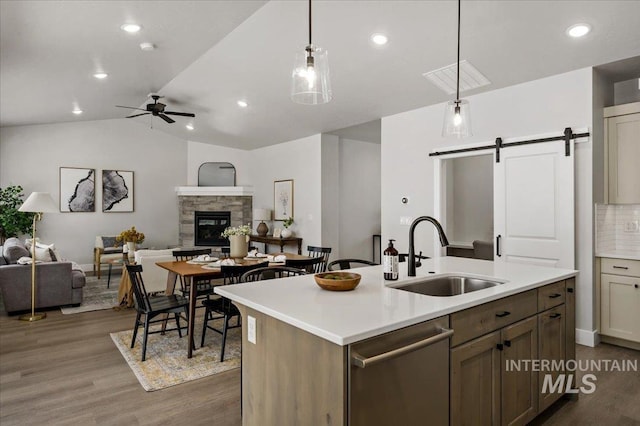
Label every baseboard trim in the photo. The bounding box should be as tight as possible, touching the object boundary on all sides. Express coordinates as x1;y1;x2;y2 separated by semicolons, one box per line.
600;335;640;351
576;328;599;347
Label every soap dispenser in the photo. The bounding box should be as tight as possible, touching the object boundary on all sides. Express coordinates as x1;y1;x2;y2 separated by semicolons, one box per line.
383;239;399;281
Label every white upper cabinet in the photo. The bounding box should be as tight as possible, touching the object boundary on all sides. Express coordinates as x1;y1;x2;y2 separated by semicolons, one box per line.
605;102;640;204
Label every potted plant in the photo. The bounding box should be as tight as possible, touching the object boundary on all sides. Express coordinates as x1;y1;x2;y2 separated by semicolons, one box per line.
222;224;252;258
116;226;145;255
281;217;294;238
0;185;35;245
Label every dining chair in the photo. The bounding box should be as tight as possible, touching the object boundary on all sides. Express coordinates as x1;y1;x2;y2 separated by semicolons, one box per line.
327;259;379;271
306;245;332;272
200;261;268;361
126;264;189;362
241;266;307;282
172;248;215;302
285;256;324;273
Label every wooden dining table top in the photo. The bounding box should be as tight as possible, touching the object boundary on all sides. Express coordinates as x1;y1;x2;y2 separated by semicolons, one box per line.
155;252;310;277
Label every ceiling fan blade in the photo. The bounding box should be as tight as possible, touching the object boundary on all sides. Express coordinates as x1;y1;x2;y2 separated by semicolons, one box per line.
116;105;147;111
164;111;196;117
159;114;175;124
126;112;151;118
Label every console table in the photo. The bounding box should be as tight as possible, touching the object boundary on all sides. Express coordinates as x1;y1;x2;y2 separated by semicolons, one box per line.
249;235;303;255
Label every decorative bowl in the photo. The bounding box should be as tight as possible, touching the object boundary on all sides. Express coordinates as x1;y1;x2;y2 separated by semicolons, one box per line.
314;272;361;291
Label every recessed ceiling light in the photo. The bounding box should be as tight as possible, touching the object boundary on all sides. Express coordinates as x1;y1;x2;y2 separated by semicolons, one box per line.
237;100;248;108
371;33;388;45
139;42;155;51
185;123;194;131
93;73;108;79
121;23;142;33
566;23;591;38
72;109;83;115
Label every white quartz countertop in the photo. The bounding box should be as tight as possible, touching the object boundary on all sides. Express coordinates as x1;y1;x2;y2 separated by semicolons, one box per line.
595;251;640;261
215;257;577;346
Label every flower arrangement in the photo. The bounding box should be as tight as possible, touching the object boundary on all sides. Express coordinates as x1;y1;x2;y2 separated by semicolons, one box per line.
221;223;252;238
282;217;294;229
116;226;145;245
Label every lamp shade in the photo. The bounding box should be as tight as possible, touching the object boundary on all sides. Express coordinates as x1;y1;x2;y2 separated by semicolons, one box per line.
18;192;57;213
291;46;332;105
253;208;272;222
442;99;472;138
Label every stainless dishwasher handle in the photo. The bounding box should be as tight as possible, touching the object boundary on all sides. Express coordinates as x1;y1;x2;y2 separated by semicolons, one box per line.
351;327;454;369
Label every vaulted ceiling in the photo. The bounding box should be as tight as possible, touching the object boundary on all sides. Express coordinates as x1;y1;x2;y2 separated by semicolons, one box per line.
2;1;639;149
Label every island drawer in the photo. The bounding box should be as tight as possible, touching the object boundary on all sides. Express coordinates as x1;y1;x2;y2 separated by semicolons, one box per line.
601;258;640;277
450;290;537;347
538;280;566;311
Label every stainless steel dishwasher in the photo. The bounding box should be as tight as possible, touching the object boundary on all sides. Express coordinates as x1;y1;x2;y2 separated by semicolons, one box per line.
349;316;452;426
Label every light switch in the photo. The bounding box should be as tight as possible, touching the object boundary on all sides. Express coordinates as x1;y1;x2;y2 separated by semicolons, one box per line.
248;315;257;344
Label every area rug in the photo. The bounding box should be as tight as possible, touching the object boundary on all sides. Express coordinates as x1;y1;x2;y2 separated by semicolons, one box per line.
60;275;119;314
110;319;241;391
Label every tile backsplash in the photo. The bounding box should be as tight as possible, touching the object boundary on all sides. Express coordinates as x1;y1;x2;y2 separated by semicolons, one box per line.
596;204;640;254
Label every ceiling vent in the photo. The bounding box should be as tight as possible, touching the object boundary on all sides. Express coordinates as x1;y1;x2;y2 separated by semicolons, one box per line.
423;60;490;95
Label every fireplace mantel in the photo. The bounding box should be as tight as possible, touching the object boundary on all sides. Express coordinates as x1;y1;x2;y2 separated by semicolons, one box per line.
175;186;254;196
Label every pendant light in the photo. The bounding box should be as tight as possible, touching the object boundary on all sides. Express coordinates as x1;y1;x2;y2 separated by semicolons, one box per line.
442;0;472;138
291;0;332;105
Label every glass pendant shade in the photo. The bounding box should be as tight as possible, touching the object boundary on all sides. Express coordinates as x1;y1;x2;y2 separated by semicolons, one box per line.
291;46;332;105
442;99;472;138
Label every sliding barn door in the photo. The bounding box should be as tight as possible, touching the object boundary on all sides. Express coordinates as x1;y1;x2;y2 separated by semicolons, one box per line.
494;141;574;269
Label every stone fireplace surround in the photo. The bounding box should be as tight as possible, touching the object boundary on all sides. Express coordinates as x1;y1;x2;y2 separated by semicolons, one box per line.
177;186;253;255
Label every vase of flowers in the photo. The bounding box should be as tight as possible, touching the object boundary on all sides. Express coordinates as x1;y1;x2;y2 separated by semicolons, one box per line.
281;217;294;238
222;224;252;258
116;226;145;257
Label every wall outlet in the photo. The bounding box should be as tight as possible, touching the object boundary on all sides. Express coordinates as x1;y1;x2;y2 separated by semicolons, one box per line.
623;220;639;233
248;315;257;344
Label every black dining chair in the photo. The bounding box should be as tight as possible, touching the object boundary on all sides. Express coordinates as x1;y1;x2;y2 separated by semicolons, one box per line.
241;266;307;282
172;248;215;303
126;264;189;362
306;246;332;272
327;258;379;271
200;261;268;361
285;256;325;273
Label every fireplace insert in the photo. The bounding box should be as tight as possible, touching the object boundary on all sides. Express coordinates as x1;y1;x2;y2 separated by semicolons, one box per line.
194;211;231;246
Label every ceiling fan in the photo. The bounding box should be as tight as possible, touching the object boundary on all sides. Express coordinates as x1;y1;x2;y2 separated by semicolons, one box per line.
116;94;195;123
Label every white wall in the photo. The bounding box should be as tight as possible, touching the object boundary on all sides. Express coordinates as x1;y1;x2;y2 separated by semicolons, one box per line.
321;134;340;259
0;119;187;268
186;140;252;186
339;138;381;261
381;67;595;339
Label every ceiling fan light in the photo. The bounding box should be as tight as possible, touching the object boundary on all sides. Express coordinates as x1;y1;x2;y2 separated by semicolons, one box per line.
442;99;472;138
291;46;332;105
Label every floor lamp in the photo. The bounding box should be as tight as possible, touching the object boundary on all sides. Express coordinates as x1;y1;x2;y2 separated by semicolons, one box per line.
18;192;57;322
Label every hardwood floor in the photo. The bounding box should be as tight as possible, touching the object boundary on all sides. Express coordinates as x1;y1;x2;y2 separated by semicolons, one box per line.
1;294;638;425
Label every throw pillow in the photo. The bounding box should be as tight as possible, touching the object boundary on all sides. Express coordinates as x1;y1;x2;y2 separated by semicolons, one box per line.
25;239;58;262
4;242;30;264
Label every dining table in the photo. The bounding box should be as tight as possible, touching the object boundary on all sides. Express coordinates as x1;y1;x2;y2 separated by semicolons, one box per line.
156;252;310;358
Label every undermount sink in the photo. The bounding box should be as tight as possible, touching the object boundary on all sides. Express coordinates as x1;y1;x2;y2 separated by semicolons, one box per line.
393;276;504;297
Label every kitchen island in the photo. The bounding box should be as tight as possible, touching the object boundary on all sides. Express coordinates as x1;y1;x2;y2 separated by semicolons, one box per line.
216;257;577;425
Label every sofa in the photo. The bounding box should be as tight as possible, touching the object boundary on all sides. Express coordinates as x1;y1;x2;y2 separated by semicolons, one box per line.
0;238;86;315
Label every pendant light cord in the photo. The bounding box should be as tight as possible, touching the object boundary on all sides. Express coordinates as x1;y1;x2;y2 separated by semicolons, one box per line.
456;0;461;102
308;0;312;46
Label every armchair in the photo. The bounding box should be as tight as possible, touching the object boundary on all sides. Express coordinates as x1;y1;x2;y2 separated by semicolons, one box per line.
94;236;122;278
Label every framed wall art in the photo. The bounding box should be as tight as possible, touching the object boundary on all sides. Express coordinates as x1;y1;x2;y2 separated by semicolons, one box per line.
274;179;294;221
102;170;134;212
59;167;95;212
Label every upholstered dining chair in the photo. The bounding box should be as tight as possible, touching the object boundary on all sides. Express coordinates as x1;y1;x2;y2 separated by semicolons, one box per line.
126;264;188;362
200;261;267;361
285;256;324;273
306;245;332;272
327;259;378;271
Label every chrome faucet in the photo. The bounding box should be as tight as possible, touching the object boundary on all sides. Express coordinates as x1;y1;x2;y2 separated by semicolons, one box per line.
408;216;450;276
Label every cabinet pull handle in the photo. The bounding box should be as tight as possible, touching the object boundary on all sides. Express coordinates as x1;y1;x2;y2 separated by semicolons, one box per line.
550;313;561;319
496;311;511;318
549;293;562;299
567;287;574;293
613;266;629;270
496;343;504;351
504;340;511;347
496;235;502;257
351;327;454;368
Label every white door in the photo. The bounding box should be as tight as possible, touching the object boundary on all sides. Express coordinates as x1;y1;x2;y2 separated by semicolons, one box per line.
494;140;574;269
